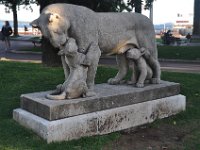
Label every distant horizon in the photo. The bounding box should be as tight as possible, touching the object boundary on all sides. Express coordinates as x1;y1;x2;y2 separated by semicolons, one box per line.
0;20;32;29
0;19;30;23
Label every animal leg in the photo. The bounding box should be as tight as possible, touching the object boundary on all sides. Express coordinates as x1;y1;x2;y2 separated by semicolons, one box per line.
57;48;70;81
136;58;147;88
143;51;161;84
82;43;101;97
127;61;137;85
108;54;128;85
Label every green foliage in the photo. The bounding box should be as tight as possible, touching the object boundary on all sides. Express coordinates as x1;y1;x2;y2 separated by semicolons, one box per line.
144;0;154;9
158;46;200;60
18;47;42;52
127;0;155;13
34;0;155;13
34;0;131;12
0;0;31;9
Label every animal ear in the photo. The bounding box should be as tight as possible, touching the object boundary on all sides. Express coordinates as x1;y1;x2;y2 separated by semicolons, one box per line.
48;13;60;23
30;19;39;28
140;47;146;55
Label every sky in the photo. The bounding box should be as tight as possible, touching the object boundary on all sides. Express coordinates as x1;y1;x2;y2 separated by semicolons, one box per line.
0;4;40;22
0;0;194;24
144;0;194;24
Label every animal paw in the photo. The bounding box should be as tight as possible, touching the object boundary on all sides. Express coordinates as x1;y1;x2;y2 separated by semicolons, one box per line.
119;80;126;84
144;80;150;84
127;80;136;85
57;50;64;56
151;78;160;84
107;78;121;85
85;90;96;97
136;83;144;88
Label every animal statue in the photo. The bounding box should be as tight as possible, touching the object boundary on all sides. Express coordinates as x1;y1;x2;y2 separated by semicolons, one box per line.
126;47;158;88
31;3;160;97
46;38;88;100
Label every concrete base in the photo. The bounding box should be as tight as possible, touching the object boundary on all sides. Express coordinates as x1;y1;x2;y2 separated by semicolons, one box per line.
13;94;186;143
20;81;180;120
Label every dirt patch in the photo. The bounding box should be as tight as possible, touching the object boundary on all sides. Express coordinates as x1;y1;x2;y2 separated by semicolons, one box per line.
103;124;190;150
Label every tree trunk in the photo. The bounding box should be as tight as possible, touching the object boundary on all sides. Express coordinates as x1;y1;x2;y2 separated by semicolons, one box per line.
193;0;200;37
133;0;142;13
12;3;18;36
38;1;62;66
135;3;142;13
41;37;62;67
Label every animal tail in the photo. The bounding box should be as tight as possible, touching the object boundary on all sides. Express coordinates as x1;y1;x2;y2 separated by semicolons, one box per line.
46;92;66;100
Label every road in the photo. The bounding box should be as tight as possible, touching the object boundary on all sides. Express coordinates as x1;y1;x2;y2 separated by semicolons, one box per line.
0;40;200;74
99;57;200;74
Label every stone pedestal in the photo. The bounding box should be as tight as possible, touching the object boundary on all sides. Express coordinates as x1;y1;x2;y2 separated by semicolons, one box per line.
13;81;186;143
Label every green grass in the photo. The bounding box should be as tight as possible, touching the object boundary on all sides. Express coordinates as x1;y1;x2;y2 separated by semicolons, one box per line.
191;38;200;43
19;45;200;60
0;61;200;149
151;71;200;149
30;36;41;41
158;46;200;60
18;47;42;53
0;62;119;150
156;38;163;43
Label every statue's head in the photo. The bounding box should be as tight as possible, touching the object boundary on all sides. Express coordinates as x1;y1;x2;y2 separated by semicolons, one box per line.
126;48;146;60
30;12;70;48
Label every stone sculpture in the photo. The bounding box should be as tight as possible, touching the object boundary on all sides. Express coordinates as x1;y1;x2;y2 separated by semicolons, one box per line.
30;3;161;99
46;38;88;100
126;47;156;88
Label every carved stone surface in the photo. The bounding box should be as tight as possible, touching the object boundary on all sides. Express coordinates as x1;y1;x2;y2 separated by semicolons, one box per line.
13;4;186;143
14;94;186;143
46;38;89;100
21;81;180;121
30;3;161;99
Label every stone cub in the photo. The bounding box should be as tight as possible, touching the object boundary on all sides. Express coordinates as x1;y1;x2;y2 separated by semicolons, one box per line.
46;38;88;100
126;47;160;88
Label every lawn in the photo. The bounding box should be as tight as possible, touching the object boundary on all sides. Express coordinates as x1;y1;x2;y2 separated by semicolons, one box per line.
18;47;42;53
16;44;200;61
158;46;200;60
0;61;200;149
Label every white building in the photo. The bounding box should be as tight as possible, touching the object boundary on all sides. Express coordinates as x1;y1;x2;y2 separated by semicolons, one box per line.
173;13;193;36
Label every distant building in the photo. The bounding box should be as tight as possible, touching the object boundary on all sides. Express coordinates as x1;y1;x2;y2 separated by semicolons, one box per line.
172;13;193;36
154;23;173;35
154;13;193;37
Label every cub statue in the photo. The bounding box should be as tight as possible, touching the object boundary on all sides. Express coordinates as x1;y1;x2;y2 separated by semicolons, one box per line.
125;47;160;88
46;38;89;100
31;3;161;98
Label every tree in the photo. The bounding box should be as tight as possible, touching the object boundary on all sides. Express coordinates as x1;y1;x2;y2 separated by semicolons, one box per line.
34;0;131;13
193;0;200;38
127;0;143;13
0;0;31;36
127;0;154;13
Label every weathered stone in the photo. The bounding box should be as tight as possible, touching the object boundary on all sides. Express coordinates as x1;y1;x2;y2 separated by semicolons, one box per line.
21;81;180;120
46;38;89;100
14;94;186;143
30;3;161;98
